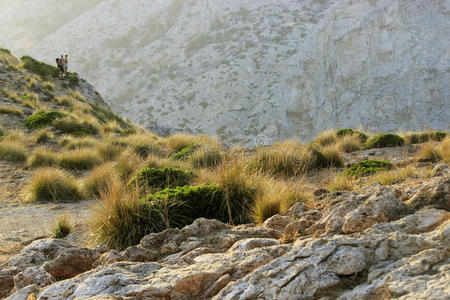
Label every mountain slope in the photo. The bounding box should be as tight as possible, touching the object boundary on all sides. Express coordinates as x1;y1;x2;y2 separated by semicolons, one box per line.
1;0;449;144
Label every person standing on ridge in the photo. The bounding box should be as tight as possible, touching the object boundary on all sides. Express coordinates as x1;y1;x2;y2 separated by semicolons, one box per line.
63;55;69;79
56;55;64;79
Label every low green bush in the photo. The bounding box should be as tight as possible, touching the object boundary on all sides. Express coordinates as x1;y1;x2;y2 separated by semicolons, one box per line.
53;117;99;136
404;131;447;144
143;184;227;229
128;167;194;190
171;143;198;160
342;159;392;178
365;134;404;149
336;128;368;142
24;111;65;129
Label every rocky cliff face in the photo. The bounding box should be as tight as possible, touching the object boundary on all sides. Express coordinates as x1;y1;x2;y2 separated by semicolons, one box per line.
0;0;448;144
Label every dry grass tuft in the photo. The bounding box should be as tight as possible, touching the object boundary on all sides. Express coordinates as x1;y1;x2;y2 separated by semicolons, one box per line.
83;163;120;198
164;133;198;153
313;130;337;146
327;174;356;191
115;148;143;181
51;215;73;238
371;165;417;185
336;134;362;153
58;149;102;170
26;167;82;202
0;106;23;116
0;140;28;163
34;129;53;144
27;148;58;168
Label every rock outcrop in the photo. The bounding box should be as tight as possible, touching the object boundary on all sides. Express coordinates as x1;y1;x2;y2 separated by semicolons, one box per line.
1;0;448;143
2;175;449;299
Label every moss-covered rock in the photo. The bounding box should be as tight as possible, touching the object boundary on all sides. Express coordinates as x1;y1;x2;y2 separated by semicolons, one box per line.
128;167;194;190
342;159;392;178
336;128;368;143
24;111;65;129
365;134;404;149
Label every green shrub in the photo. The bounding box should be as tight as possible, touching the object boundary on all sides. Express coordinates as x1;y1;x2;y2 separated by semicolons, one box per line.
53;117;99;136
26;167;82;202
52;215;73;238
24;111;65;129
336;128;368;142
404;131;447;144
0;106;23;116
143;184;227;229
27;148;58;168
342;159;392;178
171;143;198;160
58;149;102;170
0;141;28;163
21;55;58;78
365;134;404;149
128;167;194;191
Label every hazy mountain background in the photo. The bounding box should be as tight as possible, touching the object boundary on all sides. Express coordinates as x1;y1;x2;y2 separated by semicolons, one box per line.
0;0;448;145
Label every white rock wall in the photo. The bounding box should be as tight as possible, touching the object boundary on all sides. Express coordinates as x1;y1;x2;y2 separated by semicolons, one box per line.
0;0;448;144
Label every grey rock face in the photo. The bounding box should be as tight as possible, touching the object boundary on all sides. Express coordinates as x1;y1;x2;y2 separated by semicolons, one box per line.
0;0;448;144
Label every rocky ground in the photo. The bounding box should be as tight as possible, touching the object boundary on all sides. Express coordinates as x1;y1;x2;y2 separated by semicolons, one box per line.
1;160;448;299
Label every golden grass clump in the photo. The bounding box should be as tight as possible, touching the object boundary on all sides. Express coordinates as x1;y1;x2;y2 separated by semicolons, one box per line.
214;162;261;224
2;88;21;103
103;120;123;134
0;140;28;163
115;148;143;181
35;129;53;144
418;142;442;163
42;81;56;92
3;129;26;143
318;144;345;168
164;133;198;153
371;165;417;185
313;130;337;146
336;134;362;153
26;167;82;202
0;106;23;116
326;174;356;191
56;95;75;107
51;215;73;238
120;133;162;158
251;179;312;224
27;148;58;168
89;182;154;250
58;149;102;170
190;147;223;167
248;143;314;177
96;141;123;161
64;137;99;150
83;163;119;198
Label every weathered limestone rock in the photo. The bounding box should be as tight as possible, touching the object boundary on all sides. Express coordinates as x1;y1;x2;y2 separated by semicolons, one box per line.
406;176;450;211
13;267;54;290
262;214;293;232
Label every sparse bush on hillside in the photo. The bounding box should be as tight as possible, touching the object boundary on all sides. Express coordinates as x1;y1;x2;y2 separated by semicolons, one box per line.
190;147;223;167
96;141;123;161
0;140;28;163
3;129;26;143
24;111;65;129
0;106;23;116
56;95;75;107
26;167;82;202
58;149;102;170
120;133;162;158
165;134;198;153
342;159;392;178
21;55;58;78
128;167;194;191
317;145;344;168
402;131;447;144
27;148;58;168
103;120;123;134
51;215;73;238
83;163;119;198
365;134;404;149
